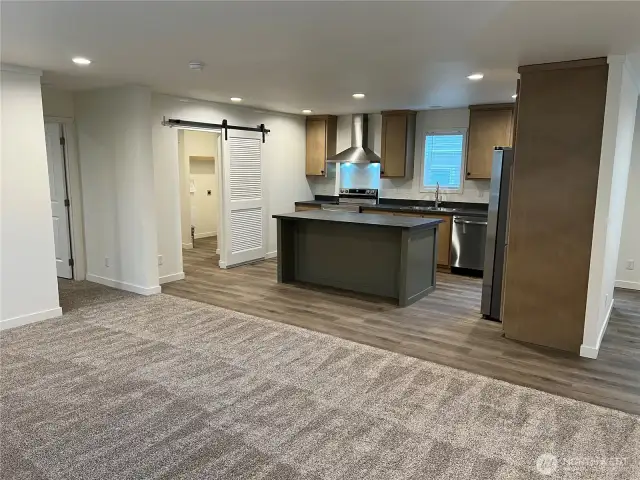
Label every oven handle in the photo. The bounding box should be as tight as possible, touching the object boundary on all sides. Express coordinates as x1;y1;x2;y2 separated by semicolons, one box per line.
454;219;487;226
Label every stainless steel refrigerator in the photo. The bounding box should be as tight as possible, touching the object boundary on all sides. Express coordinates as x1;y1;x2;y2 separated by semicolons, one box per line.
481;147;514;321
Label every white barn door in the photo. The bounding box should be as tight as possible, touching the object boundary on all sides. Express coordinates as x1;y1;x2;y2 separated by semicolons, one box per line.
44;123;73;279
220;130;266;268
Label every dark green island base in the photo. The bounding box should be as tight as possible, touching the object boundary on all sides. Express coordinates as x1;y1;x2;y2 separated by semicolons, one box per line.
272;211;443;307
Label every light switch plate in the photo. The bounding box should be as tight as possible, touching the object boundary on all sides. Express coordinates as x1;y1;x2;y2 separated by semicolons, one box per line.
158;255;163;266
627;259;635;270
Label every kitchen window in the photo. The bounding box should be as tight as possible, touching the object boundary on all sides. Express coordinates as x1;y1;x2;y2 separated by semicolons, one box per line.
421;130;466;193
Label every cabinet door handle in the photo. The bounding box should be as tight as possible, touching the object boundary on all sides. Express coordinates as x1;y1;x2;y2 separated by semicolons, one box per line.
454;219;487;226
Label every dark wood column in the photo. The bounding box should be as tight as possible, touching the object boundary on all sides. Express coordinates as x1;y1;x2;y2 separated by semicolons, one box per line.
502;58;609;353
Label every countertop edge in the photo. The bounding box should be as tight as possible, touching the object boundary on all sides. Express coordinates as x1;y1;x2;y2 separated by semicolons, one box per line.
273;212;444;230
294;200;488;217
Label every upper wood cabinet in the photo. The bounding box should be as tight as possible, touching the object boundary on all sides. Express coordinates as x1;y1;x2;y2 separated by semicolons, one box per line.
381;110;416;178
466;104;514;179
305;115;337;176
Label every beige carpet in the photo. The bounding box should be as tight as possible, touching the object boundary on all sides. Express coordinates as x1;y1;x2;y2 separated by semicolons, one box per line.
1;281;639;479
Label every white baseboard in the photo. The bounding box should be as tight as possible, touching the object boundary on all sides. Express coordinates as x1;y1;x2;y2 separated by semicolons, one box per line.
266;251;277;259
218;260;227;269
615;280;640;290
580;299;615;359
159;272;185;284
0;307;62;331
182;242;193;250
86;274;161;296
194;232;216;239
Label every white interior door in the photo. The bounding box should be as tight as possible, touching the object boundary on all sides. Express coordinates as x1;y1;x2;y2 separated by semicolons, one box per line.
45;123;73;279
220;130;266;267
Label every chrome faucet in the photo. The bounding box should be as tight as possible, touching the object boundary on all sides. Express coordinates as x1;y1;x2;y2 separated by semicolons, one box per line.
434;182;441;209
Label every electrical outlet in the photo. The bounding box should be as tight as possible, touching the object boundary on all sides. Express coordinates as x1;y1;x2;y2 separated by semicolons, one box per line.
627;259;635;270
104;257;110;267
605;294;609;306
158;255;163;266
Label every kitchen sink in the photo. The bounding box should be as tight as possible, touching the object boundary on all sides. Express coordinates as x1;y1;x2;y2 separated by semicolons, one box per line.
409;206;458;213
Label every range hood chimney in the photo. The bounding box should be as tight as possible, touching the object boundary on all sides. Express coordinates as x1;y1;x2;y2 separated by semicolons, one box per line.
327;114;381;164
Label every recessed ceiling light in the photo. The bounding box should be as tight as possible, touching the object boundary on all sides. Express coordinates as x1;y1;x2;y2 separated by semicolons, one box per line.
512;94;518;99
230;97;242;102
302;109;313;114
352;93;365;99
467;73;484;80
72;57;91;66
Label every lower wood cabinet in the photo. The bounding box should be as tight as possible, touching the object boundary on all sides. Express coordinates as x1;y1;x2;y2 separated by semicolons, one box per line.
295;204;321;212
422;214;451;267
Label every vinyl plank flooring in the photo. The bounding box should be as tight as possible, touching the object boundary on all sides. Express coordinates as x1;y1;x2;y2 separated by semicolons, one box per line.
162;236;640;415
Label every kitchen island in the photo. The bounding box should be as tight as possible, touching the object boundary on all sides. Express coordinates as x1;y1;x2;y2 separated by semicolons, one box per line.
273;210;443;306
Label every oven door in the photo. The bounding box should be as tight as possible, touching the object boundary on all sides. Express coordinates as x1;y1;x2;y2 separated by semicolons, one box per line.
321;204;361;213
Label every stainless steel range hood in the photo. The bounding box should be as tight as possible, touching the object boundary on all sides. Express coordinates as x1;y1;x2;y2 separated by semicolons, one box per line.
327;114;381;164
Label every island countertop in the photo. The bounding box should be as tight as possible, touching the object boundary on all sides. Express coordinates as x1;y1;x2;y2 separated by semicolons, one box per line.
273;210;443;230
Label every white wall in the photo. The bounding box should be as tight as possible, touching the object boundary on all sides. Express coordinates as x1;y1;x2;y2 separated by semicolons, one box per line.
41;86;75;118
75;85;160;294
583;56;640;358
308;108;491;203
616;106;640;290
152;94;310;281
0;65;62;328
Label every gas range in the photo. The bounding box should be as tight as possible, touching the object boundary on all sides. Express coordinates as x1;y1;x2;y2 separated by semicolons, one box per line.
321;188;379;213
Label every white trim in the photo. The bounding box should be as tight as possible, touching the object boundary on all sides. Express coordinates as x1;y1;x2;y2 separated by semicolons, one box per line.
615;280;640;290
159;272;185;284
216;248;220;255
218;260;227;269
182;242;193;249
0;307;62;331
86;274;161;295
194;231;216;239
419;129;467;194
266;251;277;259
580;299;615;359
0;63;42;76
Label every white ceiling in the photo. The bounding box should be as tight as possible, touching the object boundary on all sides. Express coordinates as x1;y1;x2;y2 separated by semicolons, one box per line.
2;1;640;114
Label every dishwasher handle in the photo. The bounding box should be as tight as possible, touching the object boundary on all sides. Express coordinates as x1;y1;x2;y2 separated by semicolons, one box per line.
454;218;487;226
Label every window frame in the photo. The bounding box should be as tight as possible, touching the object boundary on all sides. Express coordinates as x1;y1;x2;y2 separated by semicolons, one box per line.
420;128;467;194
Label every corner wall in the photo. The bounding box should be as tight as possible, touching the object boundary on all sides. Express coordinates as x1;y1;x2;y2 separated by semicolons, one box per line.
152;94;309;282
616;106;640;291
583;56;640;358
75;85;160;294
0;65;61;328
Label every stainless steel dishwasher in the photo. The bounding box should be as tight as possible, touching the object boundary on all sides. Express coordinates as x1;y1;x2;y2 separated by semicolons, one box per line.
450;215;488;271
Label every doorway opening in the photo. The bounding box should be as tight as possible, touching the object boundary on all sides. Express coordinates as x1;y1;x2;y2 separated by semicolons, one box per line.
178;128;223;273
44;122;74;279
